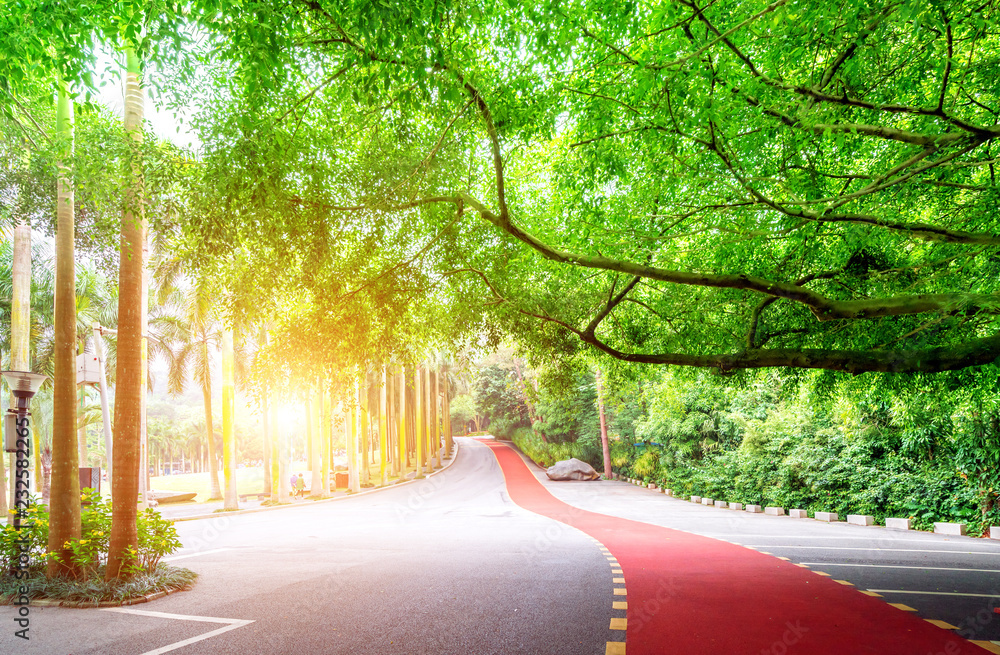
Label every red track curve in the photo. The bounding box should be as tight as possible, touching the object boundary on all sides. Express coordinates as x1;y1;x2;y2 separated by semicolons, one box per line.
481;439;984;654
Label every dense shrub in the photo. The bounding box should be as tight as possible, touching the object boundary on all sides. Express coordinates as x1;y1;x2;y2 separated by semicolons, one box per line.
1;490;183;575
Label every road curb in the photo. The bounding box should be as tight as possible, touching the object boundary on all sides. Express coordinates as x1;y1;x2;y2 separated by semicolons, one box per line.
169;441;462;523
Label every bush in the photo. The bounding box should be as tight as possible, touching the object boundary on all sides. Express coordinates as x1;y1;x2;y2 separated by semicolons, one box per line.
1;490;184;576
512;427;602;470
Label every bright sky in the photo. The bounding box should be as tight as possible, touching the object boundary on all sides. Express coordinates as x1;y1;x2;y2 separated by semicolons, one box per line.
94;49;199;151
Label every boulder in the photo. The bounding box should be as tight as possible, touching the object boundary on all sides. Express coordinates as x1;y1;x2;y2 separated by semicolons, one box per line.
546;458;600;481
146;490;196;504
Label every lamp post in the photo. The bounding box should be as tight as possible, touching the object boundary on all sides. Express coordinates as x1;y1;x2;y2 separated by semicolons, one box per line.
3;371;48;533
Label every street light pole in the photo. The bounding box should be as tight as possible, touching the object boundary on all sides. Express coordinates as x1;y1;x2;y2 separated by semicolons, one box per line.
3;371;48;537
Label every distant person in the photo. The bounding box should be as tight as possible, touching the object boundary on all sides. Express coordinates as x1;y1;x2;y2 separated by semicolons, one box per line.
295;473;306;497
290;473;298;495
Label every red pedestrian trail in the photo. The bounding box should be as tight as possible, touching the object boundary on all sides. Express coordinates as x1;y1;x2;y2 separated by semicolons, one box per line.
480;439;985;654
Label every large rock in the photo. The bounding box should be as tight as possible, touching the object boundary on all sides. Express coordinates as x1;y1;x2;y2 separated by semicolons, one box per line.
146;490;197;503
546;458;600;481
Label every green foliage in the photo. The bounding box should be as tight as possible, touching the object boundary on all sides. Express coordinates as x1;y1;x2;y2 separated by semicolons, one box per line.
535;370;599;445
512;427;597;469
473;364;528;426
449;393;479;431
0;491;184;575
584;368;1000;536
0;564;197;604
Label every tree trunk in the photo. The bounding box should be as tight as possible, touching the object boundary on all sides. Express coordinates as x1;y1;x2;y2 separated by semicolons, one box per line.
415;364;424;477
139;224;149;505
306;395;314;473
379;367;388;485
309;389;321;496
272;373;288;502
202;374;222;500
430;368;439;469
443;368;452;457
48;80;81;578
321;384;331;497
396;365;409;477
348;381;360;493
77;372;88;467
221;329;238;510
360;373;369;485
596;369;612;479
6;219;31;517
262;383;271;495
41;447;51;504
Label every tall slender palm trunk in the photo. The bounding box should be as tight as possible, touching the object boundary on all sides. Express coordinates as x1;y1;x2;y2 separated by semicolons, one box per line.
202;369;221;500
221;330;238;510
379;367;388;486
309;390;322;496
48;81;81;578
5;220;31;519
320;385;331;498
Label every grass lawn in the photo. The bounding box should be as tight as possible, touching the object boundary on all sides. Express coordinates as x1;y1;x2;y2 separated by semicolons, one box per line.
149;467;267;503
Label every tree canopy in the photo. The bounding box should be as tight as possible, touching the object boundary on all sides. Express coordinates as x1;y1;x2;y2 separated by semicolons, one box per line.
7;0;1000;379
150;0;1000;375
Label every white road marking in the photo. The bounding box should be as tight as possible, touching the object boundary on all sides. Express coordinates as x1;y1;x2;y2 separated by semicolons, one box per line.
101;608;253;654
161;547;232;562
867;590;1000;598
746;545;1000;555
801;562;1000;573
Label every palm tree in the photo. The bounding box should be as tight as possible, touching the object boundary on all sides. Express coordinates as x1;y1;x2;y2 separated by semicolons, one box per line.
165;278;223;500
107;46;147;580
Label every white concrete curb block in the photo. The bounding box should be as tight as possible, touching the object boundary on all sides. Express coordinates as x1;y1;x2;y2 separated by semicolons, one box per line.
847;514;874;526
815;511;839;522
702;497;713;506
714;500;727;508
934;522;967;536
789;509;807;518
728;502;743;511
745;505;762;513
886;518;912;531
764;506;785;516
690;495;702;504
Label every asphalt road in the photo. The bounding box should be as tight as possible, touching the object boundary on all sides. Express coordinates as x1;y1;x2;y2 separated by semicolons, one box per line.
2;438;613;654
3;437;1000;653
535;455;1000;645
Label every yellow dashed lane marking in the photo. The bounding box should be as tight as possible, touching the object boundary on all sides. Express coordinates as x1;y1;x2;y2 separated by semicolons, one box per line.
889;603;917;612
925;619;959;630
794;563;810;568
610;618;627;630
834;580;854;586
613;577;625;584
776;556;790;561
612;568;623;574
606;642;626;655
613;601;627;610
970;640;1000;653
614;588;627;596
814;571;831;577
861;590;883;597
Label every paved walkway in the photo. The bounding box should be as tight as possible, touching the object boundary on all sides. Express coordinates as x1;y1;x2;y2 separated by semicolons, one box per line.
482;438;998;654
